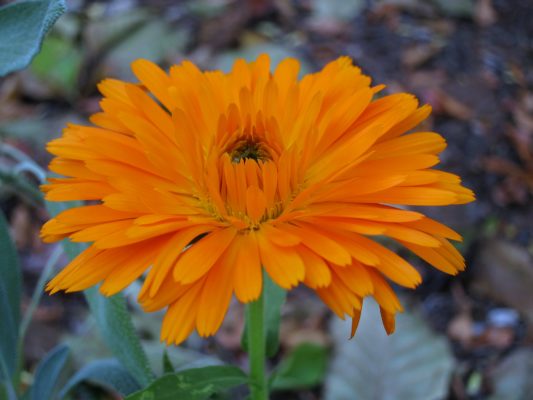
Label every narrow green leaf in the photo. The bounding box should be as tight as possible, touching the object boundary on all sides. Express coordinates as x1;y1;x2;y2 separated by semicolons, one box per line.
46;201;154;387
126;366;248;400
59;358;141;398
0;0;67;76
0;382;16;400
242;272;286;357
270;343;328;391
30;344;70;400
162;350;175;374
0;286;17;384
0;211;21;379
0;358;17;400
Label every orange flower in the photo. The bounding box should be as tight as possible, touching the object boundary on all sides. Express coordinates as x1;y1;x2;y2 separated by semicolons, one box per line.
42;55;474;344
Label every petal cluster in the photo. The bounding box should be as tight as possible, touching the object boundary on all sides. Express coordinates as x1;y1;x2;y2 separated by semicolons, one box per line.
42;55;474;344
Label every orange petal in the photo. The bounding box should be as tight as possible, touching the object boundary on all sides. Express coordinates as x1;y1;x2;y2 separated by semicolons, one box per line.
257;232;304;289
350;306;363;339
233;233;263;302
174;228;237;284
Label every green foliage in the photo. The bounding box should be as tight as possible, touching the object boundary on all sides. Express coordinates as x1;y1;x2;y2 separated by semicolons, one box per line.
84;289;155;387
0;212;21;380
270;343;328;391
0;287;17;387
242;272;286;357
162;351;175;375
60;358;141;397
28;345;69;400
0;0;66;76
47;202;155;388
30;35;82;97
126;366;248;400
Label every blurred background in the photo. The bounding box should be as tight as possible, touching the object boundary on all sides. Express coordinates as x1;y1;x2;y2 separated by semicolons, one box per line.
1;0;532;399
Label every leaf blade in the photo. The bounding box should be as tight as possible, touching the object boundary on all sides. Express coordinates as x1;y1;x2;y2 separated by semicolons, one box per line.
270;343;328;391
84;288;154;387
0;211;21;378
125;366;248;400
59;358;141;397
30;344;70;400
0;0;67;76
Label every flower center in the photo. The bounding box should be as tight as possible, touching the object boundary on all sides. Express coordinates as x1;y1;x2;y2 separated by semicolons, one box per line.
229;139;271;163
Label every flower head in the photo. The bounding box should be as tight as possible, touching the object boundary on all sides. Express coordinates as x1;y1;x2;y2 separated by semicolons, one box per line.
42;55;474;344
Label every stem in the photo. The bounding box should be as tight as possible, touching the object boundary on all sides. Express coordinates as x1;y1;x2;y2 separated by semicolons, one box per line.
247;293;268;400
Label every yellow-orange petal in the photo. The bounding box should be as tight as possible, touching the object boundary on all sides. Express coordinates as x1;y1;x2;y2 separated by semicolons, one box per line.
233;233;263;303
174;228;237;284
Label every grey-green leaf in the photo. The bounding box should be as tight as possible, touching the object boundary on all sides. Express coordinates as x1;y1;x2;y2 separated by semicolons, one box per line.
242;272;286;357
46;201;154;387
59;358;141;397
126;366;248;400
30;344;70;400
270;343;328;391
489;349;533;400
0;286;17;383
0;382;16;400
0;0;67;76
0;211;21;378
324;300;454;400
84;288;154;387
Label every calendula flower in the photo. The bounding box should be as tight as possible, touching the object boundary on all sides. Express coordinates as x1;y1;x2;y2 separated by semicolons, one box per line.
42;55;474;344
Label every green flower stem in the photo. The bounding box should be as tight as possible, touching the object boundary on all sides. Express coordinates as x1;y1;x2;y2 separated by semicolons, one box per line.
247;292;268;400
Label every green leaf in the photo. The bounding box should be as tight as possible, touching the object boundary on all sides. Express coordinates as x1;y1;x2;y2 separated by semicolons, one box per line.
30;344;70;400
270;343;328;391
162;350;175;374
84;289;154;387
324;299;455;400
242;272;286;357
46;201;154;387
126;366;248;400
30;34;82;97
263;274;286;356
0;287;17;383
0;382;16;400
0;0;67;76
59;358;141;397
0;211;21;379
